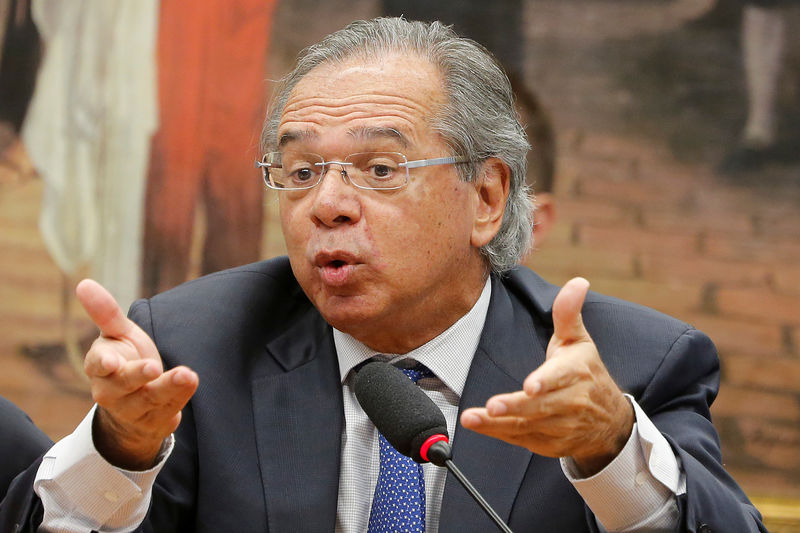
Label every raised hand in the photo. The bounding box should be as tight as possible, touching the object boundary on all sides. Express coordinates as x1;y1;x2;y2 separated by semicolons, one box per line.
461;277;634;476
77;280;198;470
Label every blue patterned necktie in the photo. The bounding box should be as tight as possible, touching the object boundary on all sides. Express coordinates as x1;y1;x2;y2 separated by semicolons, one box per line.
367;364;432;533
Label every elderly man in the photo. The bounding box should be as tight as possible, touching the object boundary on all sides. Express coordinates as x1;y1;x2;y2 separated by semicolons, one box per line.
5;18;763;533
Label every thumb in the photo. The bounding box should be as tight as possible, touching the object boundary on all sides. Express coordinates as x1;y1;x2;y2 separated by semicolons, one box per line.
76;279;160;361
550;277;591;353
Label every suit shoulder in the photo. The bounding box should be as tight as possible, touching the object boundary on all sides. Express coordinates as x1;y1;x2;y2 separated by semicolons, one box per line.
143;256;301;311
502;267;713;391
503;265;693;335
127;257;313;364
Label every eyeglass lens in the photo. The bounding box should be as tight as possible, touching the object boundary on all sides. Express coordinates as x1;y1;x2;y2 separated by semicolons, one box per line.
262;151;409;190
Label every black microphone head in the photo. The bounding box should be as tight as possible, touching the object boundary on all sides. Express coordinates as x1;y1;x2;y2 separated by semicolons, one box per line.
354;361;449;463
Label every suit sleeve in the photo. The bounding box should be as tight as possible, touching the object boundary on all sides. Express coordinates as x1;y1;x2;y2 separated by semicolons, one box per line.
0;298;199;532
127;298;200;532
638;328;767;533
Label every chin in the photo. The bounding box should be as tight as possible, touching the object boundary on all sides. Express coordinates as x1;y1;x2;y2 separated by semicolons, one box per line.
315;293;375;331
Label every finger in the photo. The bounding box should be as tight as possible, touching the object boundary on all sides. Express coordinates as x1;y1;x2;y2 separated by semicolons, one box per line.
461;408;580;457
76;279;132;339
89;359;163;404
95;366;198;426
486;379;580;418
84;347;126;379
77;279;160;361
522;353;589;396
127;367;198;423
461;408;546;439
550;277;591;350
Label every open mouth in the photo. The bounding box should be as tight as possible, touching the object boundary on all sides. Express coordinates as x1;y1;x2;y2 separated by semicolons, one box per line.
313;251;359;286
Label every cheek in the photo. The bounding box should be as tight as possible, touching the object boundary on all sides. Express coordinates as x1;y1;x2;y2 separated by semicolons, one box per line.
383;190;472;262
278;201;305;248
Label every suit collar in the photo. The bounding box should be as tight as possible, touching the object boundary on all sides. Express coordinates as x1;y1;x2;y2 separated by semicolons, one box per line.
251;303;343;532
440;271;553;530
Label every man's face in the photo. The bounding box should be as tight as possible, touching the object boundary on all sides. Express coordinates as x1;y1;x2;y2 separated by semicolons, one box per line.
276;53;493;352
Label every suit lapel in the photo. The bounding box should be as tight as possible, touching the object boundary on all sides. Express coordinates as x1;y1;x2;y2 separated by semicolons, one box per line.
251;305;343;532
440;273;553;531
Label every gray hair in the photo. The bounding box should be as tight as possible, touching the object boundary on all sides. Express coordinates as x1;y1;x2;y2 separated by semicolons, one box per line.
262;17;533;273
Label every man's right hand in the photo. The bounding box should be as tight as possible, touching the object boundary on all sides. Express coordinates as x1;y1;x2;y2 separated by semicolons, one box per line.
77;280;198;471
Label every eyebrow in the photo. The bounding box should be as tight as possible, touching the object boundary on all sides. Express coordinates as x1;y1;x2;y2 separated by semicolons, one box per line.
278;129;318;148
278;126;410;149
347;126;409;148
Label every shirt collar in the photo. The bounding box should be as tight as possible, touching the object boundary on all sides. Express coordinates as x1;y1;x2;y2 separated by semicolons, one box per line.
334;277;492;397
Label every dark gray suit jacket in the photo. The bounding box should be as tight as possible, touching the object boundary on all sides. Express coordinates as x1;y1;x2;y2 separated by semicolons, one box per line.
0;397;52;502
1;257;766;532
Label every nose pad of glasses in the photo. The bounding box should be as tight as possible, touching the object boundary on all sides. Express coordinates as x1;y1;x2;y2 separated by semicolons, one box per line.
319;161;351;185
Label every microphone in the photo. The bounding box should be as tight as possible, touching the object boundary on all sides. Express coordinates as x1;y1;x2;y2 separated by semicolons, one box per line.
354;361;514;533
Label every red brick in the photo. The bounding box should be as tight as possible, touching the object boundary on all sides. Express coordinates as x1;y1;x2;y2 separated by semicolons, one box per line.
532;220;574;247
583;277;703;319
526;243;635;282
705;234;800;263
638;254;775;287
574;174;689;209
0;181;41;219
576;133;672;164
579;224;701;258
739;417;800;448
261;198;288;259
723;354;800;393
754;210;800;239
0;284;63;317
551;155;581;198
0;223;47;250
642;208;753;237
738;418;800;472
554;196;634;227
772;265;800;298
744;442;800;477
712;386;800;422
716;287;800;326
683;313;787;359
725;468;800;499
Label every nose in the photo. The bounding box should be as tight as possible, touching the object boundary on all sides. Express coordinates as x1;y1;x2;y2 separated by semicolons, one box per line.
309;163;362;227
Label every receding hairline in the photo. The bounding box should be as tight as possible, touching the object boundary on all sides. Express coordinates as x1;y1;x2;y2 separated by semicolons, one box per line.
273;51;449;147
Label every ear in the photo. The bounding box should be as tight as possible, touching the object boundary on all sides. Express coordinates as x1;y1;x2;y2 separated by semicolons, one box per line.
471;157;510;248
531;192;557;247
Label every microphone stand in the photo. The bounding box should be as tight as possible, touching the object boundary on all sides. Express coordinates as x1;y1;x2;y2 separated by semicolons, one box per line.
428;441;514;533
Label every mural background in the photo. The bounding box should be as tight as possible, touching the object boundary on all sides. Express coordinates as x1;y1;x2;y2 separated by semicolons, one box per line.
1;0;798;524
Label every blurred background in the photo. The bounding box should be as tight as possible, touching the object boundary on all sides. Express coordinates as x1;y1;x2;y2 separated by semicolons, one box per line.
1;0;798;528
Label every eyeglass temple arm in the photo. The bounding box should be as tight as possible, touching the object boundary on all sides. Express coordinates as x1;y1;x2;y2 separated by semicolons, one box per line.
401;156;469;169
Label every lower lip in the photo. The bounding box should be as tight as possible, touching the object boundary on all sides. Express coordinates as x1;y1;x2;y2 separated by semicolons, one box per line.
319;263;356;286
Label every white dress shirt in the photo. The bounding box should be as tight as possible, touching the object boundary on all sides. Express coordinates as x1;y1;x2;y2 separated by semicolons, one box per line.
35;278;685;532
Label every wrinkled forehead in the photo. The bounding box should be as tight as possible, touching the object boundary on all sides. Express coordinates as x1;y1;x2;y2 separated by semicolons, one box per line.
276;53;447;153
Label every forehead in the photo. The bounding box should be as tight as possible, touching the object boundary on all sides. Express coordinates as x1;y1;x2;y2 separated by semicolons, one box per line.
278;53;446;151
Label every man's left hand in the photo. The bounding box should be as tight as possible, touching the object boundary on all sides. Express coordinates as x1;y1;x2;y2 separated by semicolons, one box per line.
460;277;634;477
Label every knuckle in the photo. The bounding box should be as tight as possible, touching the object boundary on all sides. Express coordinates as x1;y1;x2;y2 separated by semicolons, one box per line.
512;416;531;433
92;386;113;406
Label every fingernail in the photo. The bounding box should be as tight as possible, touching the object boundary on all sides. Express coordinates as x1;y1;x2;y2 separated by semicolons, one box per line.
101;357;116;372
173;371;189;385
487;401;507;416
142;362;159;379
461;412;480;427
525;381;542;395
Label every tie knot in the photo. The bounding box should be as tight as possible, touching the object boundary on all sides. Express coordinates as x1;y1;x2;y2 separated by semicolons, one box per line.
401;364;432;384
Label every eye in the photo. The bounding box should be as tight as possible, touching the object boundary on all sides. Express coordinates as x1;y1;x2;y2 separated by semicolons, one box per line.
370;163;394;179
362;157;399;180
283;155;320;185
291;167;316;183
